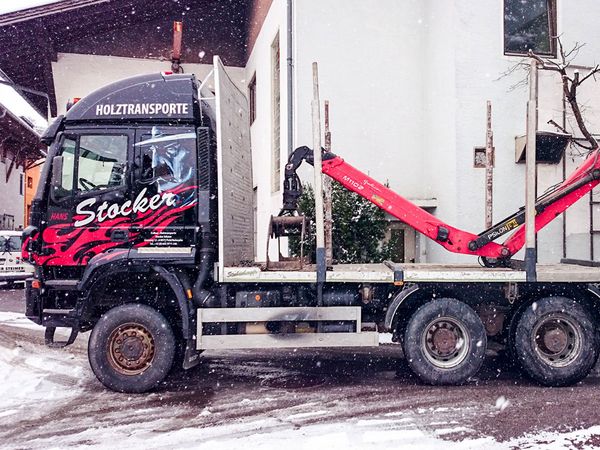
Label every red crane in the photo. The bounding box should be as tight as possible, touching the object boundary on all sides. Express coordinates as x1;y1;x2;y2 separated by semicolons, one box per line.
279;146;600;266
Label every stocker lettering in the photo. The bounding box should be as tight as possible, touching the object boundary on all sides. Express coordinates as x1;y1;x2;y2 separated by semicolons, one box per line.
74;188;177;228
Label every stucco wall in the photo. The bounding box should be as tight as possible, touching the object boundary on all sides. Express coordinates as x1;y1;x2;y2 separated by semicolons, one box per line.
244;0;289;261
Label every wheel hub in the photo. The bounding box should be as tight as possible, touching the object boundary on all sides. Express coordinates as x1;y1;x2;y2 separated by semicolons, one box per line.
108;323;155;376
533;314;582;368
542;327;568;354
432;327;458;356
422;317;469;369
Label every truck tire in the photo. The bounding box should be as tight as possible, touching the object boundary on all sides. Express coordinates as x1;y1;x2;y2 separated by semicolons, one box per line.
505;301;531;369
403;298;487;385
514;296;598;386
88;303;175;393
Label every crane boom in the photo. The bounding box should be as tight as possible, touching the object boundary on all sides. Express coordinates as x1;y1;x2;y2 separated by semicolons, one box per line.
281;146;600;264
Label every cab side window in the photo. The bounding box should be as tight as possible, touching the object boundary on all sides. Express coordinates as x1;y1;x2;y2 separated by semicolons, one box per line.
77;135;128;192
136;128;195;192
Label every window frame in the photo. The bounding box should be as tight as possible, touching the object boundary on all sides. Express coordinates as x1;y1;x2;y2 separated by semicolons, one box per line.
271;32;281;194
52;130;132;204
74;133;129;196
503;0;557;58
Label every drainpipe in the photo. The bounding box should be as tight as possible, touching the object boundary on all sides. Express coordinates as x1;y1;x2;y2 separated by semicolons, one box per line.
287;0;294;155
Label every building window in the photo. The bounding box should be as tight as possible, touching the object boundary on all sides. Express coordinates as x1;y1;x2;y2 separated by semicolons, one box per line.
19;173;23;195
473;147;495;168
504;0;556;56
27;176;33;189
271;33;281;193
249;73;257;125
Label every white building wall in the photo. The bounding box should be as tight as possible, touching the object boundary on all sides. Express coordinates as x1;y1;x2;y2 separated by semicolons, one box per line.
421;1;459;263
294;0;427;201
50;0;600;264
244;0;289;262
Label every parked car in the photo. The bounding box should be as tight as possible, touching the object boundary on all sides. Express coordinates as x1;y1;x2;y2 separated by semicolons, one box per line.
0;230;33;287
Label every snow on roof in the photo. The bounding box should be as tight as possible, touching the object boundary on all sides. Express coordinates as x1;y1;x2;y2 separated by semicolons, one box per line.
0;0;107;25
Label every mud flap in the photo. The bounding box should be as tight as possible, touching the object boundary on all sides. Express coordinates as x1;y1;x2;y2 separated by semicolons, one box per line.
183;338;202;369
44;326;79;348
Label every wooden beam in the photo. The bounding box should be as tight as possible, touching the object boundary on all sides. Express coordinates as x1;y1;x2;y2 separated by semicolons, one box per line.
34;20;57;117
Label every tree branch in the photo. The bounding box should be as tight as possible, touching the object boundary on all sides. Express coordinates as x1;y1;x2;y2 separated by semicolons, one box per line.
529;37;599;150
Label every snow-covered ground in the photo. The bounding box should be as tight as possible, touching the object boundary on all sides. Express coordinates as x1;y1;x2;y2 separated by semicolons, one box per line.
1;307;600;449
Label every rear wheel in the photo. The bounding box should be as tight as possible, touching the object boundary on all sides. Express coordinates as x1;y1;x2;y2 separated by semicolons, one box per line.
403;298;487;385
88;303;175;393
514;296;597;386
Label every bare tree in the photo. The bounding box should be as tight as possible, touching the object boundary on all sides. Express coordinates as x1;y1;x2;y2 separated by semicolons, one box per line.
498;37;600;152
528;38;600;151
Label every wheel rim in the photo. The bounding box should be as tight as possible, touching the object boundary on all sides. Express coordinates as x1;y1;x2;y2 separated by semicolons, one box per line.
532;313;582;368
107;322;156;376
421;316;470;369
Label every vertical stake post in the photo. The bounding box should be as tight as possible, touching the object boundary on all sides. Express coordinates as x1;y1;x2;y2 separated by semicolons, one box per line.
485;100;494;229
525;59;538;282
312;63;326;305
324;100;333;267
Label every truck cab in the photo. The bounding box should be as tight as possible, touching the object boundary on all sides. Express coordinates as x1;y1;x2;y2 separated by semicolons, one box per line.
24;70;220;361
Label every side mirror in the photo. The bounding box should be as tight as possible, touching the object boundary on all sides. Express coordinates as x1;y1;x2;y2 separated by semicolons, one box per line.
50;155;64;201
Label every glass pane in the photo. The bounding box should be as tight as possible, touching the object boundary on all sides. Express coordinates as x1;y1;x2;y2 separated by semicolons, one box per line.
136;127;196;192
77;135;128;192
504;0;553;55
0;236;21;252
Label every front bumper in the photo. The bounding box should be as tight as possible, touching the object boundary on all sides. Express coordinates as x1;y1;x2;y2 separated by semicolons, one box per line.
0;271;32;282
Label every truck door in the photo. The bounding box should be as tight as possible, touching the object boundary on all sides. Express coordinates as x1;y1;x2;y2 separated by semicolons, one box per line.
40;129;133;266
131;126;198;252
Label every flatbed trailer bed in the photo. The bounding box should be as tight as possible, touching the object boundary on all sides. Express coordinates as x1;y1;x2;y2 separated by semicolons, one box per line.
221;262;600;284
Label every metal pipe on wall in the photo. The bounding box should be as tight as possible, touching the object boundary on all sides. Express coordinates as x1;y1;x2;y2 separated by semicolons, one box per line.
525;59;538;282
287;0;294;155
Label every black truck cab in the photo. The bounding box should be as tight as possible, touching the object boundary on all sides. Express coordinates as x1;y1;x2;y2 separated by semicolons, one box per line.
24;73;218;352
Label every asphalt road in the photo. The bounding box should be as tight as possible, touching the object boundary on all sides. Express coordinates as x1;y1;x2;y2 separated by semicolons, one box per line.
0;283;26;314
2;286;600;448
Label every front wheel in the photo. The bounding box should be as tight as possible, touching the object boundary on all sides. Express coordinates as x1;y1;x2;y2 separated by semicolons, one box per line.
403;298;487;385
88;303;175;393
514;296;598;386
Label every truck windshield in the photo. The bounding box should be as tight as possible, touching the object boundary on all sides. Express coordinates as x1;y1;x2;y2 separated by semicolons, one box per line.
0;236;21;253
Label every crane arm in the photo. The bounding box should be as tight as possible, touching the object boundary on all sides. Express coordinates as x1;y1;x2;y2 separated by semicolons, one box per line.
281;146;600;262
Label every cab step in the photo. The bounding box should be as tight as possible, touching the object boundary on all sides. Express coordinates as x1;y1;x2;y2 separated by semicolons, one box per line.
44;280;79;290
42;308;79;348
44;326;79;348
